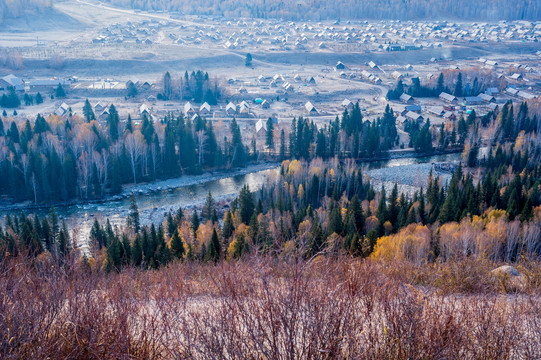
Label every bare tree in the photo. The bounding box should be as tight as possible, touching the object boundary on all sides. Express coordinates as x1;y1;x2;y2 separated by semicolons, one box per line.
196;129;207;167
125;130;145;184
78;151;91;199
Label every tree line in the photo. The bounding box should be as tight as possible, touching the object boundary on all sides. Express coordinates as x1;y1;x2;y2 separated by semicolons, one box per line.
387;72;496;100
159;71;223;104
0;105;250;203
104;0;541;21
0;0;51;24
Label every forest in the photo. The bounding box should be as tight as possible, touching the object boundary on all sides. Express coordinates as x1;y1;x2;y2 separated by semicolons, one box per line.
2;83;538;205
0;104;250;203
2;99;540;270
0;93;401;204
0;98;540;358
0;0;52;24
105;0;541;21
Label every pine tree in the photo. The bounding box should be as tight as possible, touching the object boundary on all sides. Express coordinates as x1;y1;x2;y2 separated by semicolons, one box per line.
208;228;221;263
127;194;140;232
58;220;70;260
127;82;138;98
454;72;463;97
223;210;234;241
132;235;143;266
266;117;274;151
56;83;66;98
83;99;95;122
163;72;173;100
35;92;43;104
170;229;185;259
238;185;255;223
202;192;216;222
437;72;445;92
107;104;120;141
329;204;343;235
191;210;200;238
125;114;133;133
279;129;286;160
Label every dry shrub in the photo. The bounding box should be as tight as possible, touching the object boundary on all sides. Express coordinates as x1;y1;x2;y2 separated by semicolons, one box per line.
0;255;539;359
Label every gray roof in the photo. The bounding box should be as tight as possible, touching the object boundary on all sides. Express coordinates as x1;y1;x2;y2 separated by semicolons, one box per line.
439;92;457;102
465;96;483;103
405;111;423;121
479;93;495;102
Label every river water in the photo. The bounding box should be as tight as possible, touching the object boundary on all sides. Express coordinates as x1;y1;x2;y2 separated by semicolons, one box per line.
0;152;463;251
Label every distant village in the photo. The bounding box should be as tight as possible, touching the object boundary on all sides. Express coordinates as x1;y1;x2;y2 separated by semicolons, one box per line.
91;17;541;52
2;16;541;152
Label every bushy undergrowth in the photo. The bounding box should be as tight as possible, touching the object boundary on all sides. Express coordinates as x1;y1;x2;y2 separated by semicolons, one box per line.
1;255;539;359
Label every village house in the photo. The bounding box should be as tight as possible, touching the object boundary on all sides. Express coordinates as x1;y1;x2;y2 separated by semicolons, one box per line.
200;102;211;115
342;99;354;109
99;107;110;120
184;102;195;116
139;104;150;116
396;115;407;125
225;102;237;116
517;91;536;100
305;101;318;115
486;103;499;112
405;104;422;113
506;88;519;96
28;80;69;93
443;112;457;121
0;74;25;92
479;93;495;103
392;71;403;80
428;106;446;117
464;96;483;105
439;92;457;103
255;119;267;138
55;103;70;116
238;103;250;117
95;102;107;113
400;93;414;104
405;111;423;122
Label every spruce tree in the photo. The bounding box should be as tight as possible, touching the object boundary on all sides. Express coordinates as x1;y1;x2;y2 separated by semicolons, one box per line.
454;72;463;97
56;83;66;98
170;229;185;259
191;211;200;239
223;210;234;241
127;194;140;233
238;185;254;223
202;192;216;221
266;117;274;151
279;129;286;160
132;235;143;266
83;99;95;122
208;228;221;263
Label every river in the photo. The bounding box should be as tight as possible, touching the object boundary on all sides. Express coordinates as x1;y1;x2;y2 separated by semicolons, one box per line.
0;152;463;251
